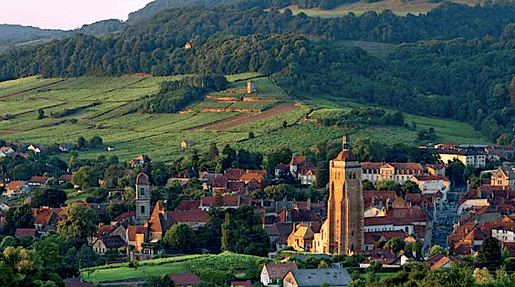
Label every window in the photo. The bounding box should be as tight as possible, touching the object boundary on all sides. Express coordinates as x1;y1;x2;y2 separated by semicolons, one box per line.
141;205;145;214
140;188;145;196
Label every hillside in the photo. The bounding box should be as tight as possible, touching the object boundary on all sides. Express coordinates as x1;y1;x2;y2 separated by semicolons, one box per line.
2;2;515;147
277;0;491;17
0;74;488;163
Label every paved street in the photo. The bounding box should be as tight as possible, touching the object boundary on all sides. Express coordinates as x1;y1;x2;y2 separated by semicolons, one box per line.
431;191;461;248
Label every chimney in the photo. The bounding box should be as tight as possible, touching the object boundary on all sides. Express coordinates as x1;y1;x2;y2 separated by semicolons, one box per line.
307;198;311;211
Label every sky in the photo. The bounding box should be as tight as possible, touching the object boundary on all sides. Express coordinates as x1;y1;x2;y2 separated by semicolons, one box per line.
0;0;155;30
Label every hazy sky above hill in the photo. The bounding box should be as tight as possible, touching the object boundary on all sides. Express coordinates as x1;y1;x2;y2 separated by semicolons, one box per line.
0;0;154;30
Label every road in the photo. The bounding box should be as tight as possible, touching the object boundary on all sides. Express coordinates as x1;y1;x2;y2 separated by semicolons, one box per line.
431;191;461;248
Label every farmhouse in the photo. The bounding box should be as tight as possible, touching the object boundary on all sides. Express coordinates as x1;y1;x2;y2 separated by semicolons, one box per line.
181;140;196;147
4;181;29;197
261;263;298;286
129;154;150;167
490;166;515;189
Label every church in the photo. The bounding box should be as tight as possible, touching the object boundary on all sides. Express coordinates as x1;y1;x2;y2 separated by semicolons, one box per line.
288;135;365;254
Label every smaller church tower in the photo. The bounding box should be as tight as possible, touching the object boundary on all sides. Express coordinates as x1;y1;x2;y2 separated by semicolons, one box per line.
135;173;151;224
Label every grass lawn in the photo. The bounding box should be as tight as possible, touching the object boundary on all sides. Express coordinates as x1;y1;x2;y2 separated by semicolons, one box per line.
65;189;90;204
360;272;397;280
83;262;187;283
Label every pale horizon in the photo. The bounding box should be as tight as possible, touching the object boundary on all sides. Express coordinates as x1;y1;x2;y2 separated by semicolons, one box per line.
0;0;155;30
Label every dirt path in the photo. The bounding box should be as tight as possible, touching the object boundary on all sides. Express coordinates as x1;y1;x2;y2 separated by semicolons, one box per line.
190;103;299;131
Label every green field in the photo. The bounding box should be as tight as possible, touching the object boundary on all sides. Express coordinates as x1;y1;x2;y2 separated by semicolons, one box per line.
278;0;486;18
0;74;489;163
81;253;267;283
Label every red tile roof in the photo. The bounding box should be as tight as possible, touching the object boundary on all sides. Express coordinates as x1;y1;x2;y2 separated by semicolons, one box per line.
239;170;267;183
127;225;147;242
32;207;53;225
59;174;73;182
264;263;298;280
97;225;117;237
364;231;407;244
5;181;27;191
200;196;241;208
168;273;201;286
175;200;201;211
232;281;252;287
224;169;245;181
112;212;135;223
166;211;208;227
63;278;94;287
15;228;36;238
29;176;49;184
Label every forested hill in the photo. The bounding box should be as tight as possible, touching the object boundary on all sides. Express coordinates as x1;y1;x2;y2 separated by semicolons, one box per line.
2;2;515;143
0;25;71;47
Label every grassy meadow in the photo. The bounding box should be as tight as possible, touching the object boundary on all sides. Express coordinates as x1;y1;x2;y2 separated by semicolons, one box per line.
278;0;487;18
0;73;489;163
81;253;268;283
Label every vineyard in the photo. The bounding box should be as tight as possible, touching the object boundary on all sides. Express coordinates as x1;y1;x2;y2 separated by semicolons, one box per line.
0;73;488;163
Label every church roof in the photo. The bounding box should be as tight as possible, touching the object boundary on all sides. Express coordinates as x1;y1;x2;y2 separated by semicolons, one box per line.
334;150;358;162
136;173;149;185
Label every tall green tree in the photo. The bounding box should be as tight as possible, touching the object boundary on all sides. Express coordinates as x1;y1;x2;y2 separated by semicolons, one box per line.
479;236;502;268
57;203;99;239
163;224;194;252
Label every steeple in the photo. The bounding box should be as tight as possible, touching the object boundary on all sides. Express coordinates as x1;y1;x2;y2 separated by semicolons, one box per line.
342;133;350;151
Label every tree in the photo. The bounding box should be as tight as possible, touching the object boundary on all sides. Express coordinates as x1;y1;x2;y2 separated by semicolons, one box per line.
497;133;513;146
38;109;45;119
384;237;405;254
249;132;255;139
446;159;466;186
77;136;87;150
72;166;99;189
479;236;502;268
33;187;67;207
3;205;34;235
163;224;194;252
429;245;447;258
88;135;103;149
57;203;99;239
473;267;495;285
221;212;231;252
208;142;219;161
104;164;125;188
143;275;175;287
362;180;375;190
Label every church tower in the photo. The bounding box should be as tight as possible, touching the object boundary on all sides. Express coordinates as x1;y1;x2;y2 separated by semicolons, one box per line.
325;134;364;254
135;173;151;224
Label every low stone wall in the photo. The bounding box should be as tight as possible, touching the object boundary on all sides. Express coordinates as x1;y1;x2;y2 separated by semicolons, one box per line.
242;97;276;102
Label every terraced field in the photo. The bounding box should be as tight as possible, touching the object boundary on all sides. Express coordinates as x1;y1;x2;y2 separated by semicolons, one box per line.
0;74;489;163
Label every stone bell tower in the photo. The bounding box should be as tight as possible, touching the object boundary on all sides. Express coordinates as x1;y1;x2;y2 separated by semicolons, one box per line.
135;173;151;224
325;134;364;254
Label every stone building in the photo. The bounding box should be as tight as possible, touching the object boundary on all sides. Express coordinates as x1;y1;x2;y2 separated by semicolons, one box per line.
135;173;151;224
312;135;364;254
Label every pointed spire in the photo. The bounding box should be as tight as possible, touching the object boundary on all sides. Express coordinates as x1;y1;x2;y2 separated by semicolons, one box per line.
342;133;350;151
